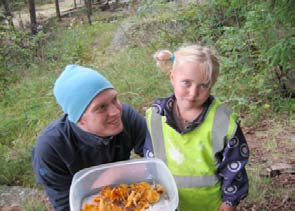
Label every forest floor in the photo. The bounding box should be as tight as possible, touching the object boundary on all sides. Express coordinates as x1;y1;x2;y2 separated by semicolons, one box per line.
12;0;84;28
239;117;295;210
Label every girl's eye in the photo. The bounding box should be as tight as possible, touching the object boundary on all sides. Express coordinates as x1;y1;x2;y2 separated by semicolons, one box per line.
199;83;210;90
182;80;191;86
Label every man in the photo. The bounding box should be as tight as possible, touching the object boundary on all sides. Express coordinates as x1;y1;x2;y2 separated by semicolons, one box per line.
32;64;147;211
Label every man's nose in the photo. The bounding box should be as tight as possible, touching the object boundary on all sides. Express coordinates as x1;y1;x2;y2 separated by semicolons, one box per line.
108;103;121;116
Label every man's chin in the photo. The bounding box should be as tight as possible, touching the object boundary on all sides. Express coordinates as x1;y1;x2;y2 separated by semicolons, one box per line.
109;124;124;136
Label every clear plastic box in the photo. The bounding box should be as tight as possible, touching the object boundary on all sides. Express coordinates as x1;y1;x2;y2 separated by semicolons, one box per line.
69;158;178;211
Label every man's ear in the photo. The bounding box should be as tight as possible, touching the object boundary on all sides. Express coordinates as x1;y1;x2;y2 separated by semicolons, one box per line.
76;115;85;127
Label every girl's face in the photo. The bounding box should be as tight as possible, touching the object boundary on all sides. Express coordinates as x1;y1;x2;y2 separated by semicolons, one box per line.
170;62;211;112
77;89;123;137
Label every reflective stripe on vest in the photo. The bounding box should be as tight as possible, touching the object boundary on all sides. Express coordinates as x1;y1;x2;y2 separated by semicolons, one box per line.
212;104;232;162
174;174;219;188
149;103;236;188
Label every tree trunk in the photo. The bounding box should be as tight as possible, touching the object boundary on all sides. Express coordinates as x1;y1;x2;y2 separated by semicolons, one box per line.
17;11;25;30
54;0;62;21
86;0;92;15
74;0;77;9
2;0;15;30
84;0;92;25
27;0;37;34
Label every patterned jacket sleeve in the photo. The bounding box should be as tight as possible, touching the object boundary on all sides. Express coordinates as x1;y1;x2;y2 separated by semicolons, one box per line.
217;125;249;206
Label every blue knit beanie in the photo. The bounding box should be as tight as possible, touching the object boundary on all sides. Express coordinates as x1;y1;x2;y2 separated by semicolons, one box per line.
53;64;114;123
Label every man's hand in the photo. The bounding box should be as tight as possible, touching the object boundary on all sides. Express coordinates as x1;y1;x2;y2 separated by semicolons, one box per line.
219;202;237;211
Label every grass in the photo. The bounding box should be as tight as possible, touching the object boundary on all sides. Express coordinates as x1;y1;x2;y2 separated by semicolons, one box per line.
22;193;53;211
243;161;295;209
246;165;272;203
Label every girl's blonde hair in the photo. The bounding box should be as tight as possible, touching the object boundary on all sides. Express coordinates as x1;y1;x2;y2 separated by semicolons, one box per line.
153;44;220;88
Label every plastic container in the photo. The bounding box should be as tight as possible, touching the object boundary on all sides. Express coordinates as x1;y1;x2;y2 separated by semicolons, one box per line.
69;158;178;211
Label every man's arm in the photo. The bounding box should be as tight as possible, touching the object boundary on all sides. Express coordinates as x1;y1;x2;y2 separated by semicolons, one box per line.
44;187;70;211
32;136;72;211
122;104;147;157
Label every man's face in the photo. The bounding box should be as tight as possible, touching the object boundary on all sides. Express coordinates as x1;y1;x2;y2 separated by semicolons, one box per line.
77;89;123;137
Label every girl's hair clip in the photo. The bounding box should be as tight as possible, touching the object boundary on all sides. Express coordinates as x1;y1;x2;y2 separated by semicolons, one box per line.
170;54;175;62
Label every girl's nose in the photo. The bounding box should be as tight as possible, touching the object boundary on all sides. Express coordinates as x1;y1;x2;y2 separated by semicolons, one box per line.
189;85;199;97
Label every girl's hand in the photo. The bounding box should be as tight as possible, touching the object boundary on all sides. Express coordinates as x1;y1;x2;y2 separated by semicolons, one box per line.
219;202;237;211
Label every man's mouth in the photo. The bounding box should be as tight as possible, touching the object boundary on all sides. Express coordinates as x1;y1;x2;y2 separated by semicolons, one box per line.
108;118;121;126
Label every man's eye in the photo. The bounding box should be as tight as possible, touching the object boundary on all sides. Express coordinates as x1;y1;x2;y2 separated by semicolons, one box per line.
113;96;118;103
98;104;107;112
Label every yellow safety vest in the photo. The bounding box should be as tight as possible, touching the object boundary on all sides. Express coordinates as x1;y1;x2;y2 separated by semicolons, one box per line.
146;100;237;211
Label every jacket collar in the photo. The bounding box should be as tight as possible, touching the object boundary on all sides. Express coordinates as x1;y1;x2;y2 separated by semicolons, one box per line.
152;94;215;133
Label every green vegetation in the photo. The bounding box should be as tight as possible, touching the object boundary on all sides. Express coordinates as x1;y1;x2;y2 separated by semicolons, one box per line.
0;0;294;209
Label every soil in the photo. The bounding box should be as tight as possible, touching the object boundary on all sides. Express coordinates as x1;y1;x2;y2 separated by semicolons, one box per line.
0;186;46;210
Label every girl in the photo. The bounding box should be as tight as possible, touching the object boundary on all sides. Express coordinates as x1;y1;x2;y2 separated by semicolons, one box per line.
144;44;249;211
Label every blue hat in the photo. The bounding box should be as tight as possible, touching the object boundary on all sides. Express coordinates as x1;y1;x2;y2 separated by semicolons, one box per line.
53;64;114;123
